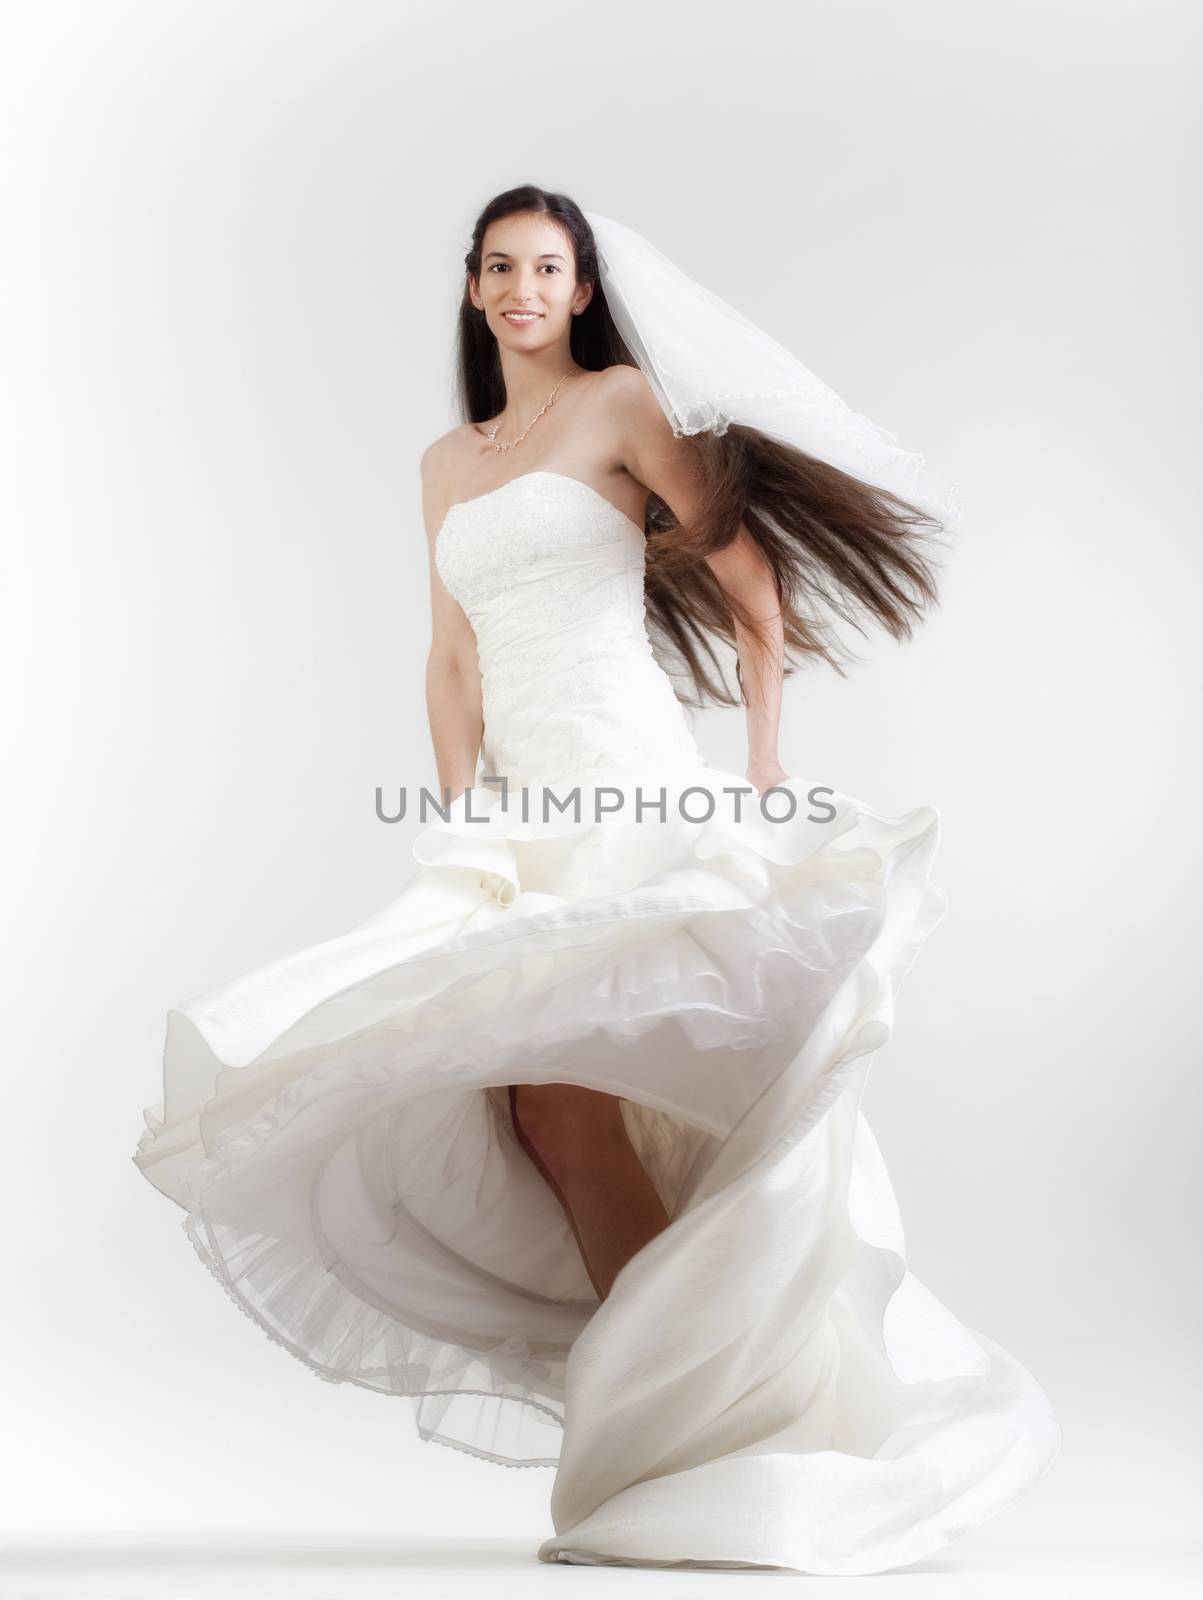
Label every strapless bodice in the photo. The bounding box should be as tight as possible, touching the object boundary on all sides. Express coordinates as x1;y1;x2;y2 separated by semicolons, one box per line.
435;471;704;785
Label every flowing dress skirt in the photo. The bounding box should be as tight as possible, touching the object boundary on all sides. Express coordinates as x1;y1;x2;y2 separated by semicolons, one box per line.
133;765;1060;1574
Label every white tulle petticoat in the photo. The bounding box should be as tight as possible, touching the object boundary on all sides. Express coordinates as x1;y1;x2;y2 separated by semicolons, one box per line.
134;766;1060;1575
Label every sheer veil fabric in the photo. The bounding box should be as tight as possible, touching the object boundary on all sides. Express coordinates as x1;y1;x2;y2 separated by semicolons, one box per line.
584;208;962;530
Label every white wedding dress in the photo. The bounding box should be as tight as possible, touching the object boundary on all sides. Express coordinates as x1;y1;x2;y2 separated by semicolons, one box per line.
133;468;1060;1575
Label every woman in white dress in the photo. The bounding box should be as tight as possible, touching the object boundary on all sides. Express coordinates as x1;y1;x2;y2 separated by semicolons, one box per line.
134;184;1060;1574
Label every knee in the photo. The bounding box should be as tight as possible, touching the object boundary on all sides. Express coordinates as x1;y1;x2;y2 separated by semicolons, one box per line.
510;1083;624;1164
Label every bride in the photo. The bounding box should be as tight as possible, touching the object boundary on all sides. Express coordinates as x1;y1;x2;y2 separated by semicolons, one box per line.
425;216;801;1303
134;183;1060;1575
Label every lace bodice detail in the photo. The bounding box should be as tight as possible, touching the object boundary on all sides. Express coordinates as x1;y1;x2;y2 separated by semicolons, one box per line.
435;471;703;784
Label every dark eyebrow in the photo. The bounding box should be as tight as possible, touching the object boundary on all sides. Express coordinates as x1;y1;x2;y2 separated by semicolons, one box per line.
483;251;567;262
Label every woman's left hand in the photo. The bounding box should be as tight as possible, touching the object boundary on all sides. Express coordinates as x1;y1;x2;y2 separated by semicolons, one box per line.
746;758;791;796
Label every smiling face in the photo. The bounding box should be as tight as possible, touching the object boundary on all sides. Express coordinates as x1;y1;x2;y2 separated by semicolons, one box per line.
468;211;593;347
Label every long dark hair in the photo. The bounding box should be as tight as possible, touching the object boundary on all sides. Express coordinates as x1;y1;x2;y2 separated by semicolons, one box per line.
456;184;951;710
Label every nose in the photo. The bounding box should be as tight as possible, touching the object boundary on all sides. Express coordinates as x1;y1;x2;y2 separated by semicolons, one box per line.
509;267;542;298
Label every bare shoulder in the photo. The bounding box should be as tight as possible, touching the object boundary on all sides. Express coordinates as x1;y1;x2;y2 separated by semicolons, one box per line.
599;362;656;408
594;364;679;485
416;426;462;547
600;362;648;394
575;365;657;476
597;363;663;436
420;422;477;515
420;422;471;482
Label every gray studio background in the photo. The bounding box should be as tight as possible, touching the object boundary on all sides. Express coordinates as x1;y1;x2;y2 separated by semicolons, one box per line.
3;0;1199;1582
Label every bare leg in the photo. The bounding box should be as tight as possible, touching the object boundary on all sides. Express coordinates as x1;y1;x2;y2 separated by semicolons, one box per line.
509;1083;671;1300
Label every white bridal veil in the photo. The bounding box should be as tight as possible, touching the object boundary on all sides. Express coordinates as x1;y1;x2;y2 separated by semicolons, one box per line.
583;209;961;530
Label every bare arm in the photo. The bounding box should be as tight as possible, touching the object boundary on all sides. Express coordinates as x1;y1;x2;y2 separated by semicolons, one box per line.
421;444;484;804
608;368;788;794
706;538;787;793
